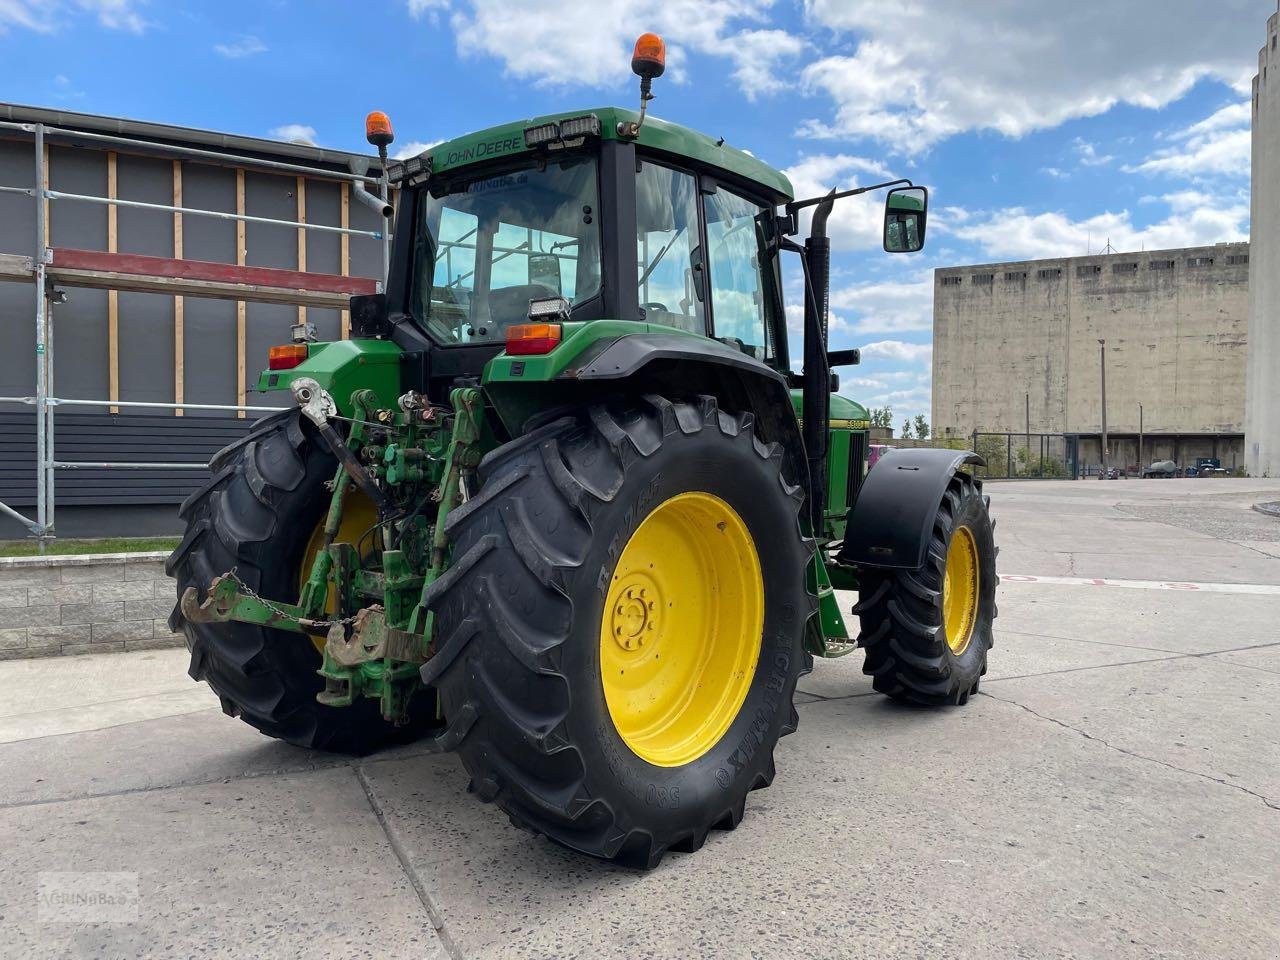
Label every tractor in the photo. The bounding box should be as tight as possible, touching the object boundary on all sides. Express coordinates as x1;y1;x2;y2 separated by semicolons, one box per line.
170;33;997;868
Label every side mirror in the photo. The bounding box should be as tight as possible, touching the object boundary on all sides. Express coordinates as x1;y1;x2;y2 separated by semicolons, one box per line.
883;186;928;253
528;254;562;295
349;293;392;338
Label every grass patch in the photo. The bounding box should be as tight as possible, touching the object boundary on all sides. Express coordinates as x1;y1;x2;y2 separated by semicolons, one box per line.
0;537;180;558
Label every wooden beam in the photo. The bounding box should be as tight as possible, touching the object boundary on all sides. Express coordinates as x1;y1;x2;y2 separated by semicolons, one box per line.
41;142;49;247
296;176;307;333
0;253;34;281
47;249;379;296
340;181;350;339
45;268;363;308
173;160;184;417
107;151;118;414
236;168;246;419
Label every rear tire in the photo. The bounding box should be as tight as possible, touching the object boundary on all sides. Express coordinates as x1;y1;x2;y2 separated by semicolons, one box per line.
855;471;996;705
166;410;435;753
426;395;815;868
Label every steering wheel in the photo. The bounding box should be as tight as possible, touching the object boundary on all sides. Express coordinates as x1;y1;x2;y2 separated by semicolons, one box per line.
641;301;671;314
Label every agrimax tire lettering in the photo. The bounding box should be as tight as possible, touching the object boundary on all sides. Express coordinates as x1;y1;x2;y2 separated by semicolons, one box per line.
597;473;662;598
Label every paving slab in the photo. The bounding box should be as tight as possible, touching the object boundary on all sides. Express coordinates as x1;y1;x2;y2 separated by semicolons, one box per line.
988;584;1280;655
0;766;448;960
980;651;1280;805
359;672;1280;959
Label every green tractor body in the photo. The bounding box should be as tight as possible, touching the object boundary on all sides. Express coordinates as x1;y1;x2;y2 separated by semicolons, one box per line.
171;70;996;867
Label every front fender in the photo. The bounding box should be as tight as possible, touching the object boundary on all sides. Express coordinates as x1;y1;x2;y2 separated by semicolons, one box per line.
837;448;984;570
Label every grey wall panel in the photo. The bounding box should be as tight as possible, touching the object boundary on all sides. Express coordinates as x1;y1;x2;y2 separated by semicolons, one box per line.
47;147;111;404
0;138;35;255
245;301;296;411
48;145;106;249
244;170;296;270
349;194;384;279
181;162;236;262
308;307;341;342
0;282;36;396
116;155;177;407
117;153;172;257
303;180;344;342
118;290;175;404
51;288;109;402
181;296;237;416
305;180;342;273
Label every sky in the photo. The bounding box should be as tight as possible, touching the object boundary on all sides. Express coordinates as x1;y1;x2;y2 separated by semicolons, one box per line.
0;0;1269;431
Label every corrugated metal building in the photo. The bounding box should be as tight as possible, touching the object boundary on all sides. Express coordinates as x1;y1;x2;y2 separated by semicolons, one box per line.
0;103;389;538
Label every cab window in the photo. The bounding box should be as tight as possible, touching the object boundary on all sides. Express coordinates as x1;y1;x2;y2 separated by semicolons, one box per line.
703;188;771;361
634;161;705;334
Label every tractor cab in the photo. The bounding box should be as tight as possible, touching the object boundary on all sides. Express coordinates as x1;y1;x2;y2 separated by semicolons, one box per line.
376;106;795;385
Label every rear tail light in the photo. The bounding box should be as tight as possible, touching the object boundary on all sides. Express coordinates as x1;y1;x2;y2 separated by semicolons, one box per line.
505;323;562;355
268;344;308;370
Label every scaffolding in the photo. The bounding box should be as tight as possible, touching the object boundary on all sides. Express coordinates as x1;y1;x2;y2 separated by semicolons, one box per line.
0;117;392;550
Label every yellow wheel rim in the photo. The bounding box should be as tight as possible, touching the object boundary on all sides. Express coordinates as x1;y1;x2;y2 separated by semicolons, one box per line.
942;525;980;655
298;490;378;654
599;492;764;768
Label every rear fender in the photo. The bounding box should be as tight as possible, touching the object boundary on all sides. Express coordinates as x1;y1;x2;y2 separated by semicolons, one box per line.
485;332;810;507
837;448;984;570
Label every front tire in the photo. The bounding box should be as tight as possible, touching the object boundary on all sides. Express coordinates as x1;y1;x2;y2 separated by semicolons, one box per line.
426;395;815;868
855;471;996;705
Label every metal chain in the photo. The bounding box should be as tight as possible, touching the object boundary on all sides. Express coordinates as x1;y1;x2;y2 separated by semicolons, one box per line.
224;567;361;630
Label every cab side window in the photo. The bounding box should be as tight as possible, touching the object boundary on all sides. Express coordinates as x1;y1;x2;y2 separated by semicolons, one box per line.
703;188;771;360
635;161;705;334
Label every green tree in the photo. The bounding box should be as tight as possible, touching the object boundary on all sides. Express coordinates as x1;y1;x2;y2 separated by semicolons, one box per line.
900;419;913;440
913;414;929;440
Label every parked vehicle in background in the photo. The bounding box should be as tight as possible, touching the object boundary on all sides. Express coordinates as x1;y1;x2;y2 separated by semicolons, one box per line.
868;444;894;469
1143;460;1178;478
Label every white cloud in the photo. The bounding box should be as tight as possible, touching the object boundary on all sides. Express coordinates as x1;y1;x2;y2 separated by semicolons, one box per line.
0;1;49;31
269;124;318;145
408;0;449;12
1041;167;1069;180
1124;101;1252;178
214;34;267;58
799;0;1259;149
952;197;1249;262
1;0;148;32
724;28;806;100
780;153;893;250
1073;138;1113;168
829;273;933;335
77;0;147;32
860;340;932;364
393;139;443;159
440;0;797;92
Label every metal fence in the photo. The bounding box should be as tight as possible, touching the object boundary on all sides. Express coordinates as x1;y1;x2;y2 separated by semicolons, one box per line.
970;432;1079;480
0;118;390;550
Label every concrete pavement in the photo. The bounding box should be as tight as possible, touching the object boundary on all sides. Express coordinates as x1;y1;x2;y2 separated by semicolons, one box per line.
1;478;1278;958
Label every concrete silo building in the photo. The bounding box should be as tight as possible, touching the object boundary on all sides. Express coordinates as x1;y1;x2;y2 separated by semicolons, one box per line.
1246;2;1280;477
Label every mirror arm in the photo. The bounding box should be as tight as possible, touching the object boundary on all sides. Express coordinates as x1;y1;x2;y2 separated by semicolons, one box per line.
785;178;914;226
